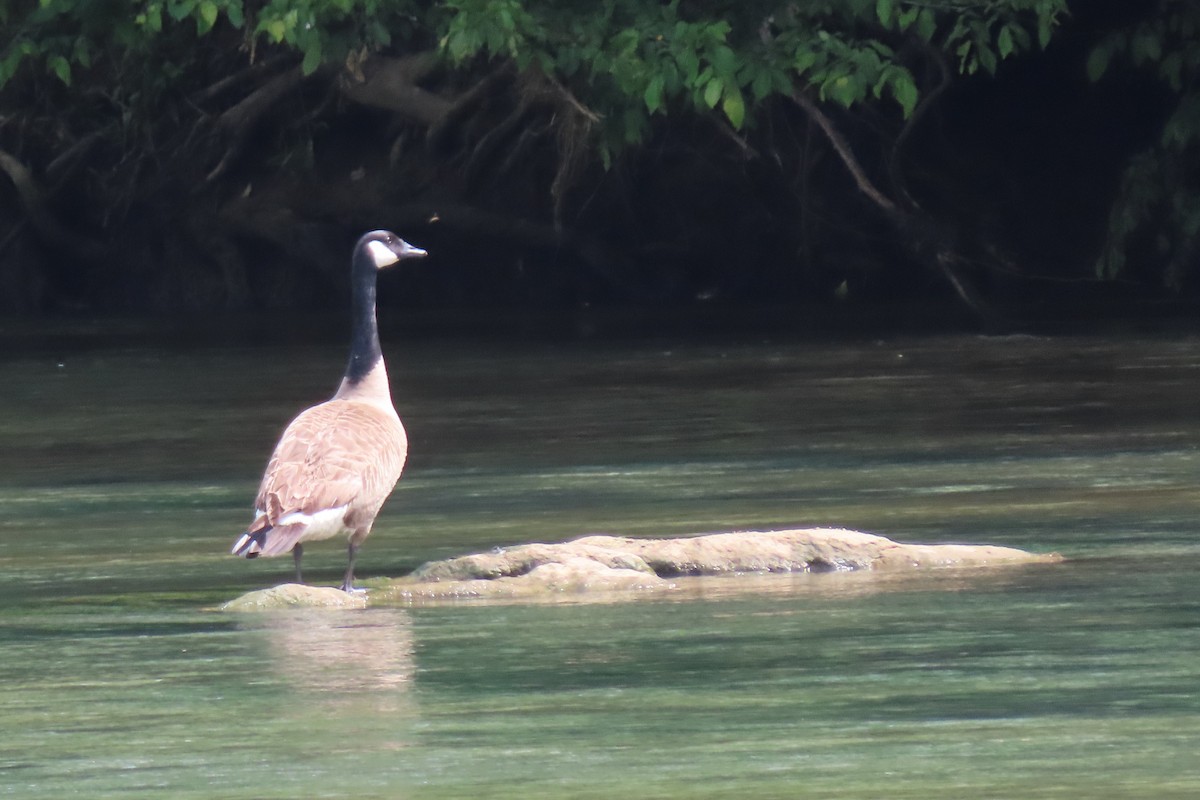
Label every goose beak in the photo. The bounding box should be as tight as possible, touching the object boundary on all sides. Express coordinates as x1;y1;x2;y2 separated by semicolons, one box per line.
395;240;428;261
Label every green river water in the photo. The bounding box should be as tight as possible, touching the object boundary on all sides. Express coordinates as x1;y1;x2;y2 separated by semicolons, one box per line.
1;327;1198;798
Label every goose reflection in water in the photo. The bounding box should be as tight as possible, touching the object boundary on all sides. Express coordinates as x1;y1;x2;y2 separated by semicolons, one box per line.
239;609;415;697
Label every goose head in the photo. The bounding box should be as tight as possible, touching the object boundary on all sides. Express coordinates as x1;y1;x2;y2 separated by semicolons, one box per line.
361;230;428;270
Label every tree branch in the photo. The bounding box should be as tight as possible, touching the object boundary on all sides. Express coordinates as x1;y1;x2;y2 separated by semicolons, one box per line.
890;45;953;212
787;89;1001;324
538;70;601;124
788;89;898;216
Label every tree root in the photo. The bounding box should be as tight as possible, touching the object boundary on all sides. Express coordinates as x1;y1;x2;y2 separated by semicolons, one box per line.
425;62;517;155
0;148;104;261
204;65;310;184
338;53;454;127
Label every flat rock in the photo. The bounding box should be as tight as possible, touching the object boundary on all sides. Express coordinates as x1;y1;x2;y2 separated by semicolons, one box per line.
223;529;1061;608
374;528;1060;604
370;555;672;604
221;583;367;611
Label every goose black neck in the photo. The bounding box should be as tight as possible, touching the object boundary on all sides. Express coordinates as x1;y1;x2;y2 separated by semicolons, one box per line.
344;247;382;385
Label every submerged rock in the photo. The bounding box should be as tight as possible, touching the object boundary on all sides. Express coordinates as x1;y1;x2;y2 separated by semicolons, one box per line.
222;529;1061;608
221;583;367;611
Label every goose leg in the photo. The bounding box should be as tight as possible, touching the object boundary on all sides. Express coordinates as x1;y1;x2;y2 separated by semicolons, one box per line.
341;541;363;594
293;543;304;584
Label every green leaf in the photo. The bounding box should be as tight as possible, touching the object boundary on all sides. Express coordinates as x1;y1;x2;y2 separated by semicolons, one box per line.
1086;43;1111;82
997;26;1014;59
1008;24;1031;51
485;22;504;53
301;43;322;75
722;84;745;128
915;9;937;41
865;40;894;59
771;67;793;95
794;49;818;75
952;43;974;75
875;0;893;27
623;106;646;144
644;73;665;113
703;76;722;108
265;18;287;43
751;67;772;101
872;66;892;99
662;61;681;94
825;74;862;108
197;1;218;34
898;6;919;31
710;45;736;79
1160;51;1183;92
890;67;917;117
613;27;638;57
167;0;195;22
225;2;244;28
72;37;91;68
370;20;392;47
1037;16;1053;49
976;44;997;75
1131;31;1162;65
48;54;70;86
677;49;699;84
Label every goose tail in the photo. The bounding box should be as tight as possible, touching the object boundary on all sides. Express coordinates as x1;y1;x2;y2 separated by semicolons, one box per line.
232;518;309;559
232;526;269;559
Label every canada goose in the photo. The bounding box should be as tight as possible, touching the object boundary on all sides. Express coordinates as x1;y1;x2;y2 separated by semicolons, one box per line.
231;230;427;592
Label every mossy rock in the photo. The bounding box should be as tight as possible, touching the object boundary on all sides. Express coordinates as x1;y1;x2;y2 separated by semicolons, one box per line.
221;583;367;611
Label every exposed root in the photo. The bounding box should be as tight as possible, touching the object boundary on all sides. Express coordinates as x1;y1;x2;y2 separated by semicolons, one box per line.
0;148;104;261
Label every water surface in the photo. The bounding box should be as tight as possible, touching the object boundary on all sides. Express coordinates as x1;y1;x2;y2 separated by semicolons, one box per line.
1;329;1198;798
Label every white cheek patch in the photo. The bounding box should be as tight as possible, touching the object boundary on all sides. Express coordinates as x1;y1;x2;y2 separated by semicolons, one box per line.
366;240;399;268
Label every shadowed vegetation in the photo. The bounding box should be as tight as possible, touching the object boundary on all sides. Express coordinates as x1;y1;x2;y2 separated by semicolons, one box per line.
0;0;1194;328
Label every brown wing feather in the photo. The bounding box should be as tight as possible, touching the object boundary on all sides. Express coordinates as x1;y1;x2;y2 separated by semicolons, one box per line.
254;399;408;535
